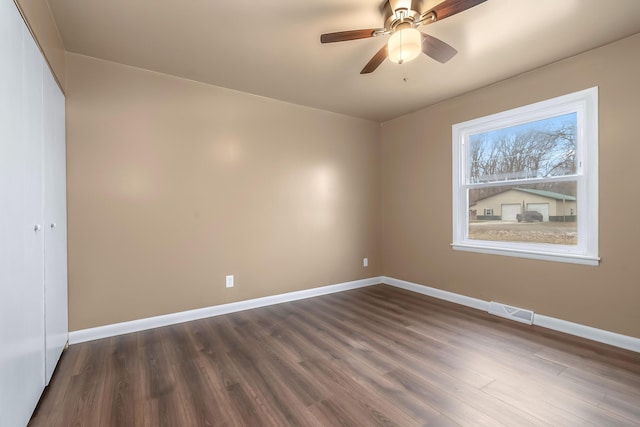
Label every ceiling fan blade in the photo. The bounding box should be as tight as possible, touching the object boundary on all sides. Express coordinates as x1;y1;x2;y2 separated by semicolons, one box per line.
361;45;388;74
321;29;379;43
421;33;457;63
425;0;487;22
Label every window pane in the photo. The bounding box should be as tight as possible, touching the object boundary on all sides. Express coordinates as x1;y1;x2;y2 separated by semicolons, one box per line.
468;113;576;184
468;182;577;245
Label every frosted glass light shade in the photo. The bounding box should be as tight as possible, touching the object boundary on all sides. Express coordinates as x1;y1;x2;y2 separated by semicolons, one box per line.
388;28;421;64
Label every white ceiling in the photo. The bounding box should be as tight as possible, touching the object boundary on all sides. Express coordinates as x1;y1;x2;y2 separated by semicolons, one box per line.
49;0;640;122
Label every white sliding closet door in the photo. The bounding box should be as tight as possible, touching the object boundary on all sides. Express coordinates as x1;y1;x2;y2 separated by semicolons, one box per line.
43;60;68;384
2;0;68;423
0;0;46;425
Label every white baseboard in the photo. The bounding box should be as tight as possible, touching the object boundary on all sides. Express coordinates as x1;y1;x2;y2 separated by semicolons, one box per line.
533;314;640;353
69;276;383;344
382;276;490;312
69;274;639;353
382;276;640;353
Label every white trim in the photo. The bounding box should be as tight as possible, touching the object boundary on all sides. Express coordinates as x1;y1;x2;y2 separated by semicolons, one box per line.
69;275;639;354
533;314;640;353
382;276;489;312
451;243;600;266
382;276;640;353
69;277;382;344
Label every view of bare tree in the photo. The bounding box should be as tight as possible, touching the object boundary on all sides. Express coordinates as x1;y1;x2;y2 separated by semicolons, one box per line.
468;114;576;204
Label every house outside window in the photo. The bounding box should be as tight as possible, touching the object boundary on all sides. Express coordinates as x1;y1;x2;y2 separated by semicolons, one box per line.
452;87;599;265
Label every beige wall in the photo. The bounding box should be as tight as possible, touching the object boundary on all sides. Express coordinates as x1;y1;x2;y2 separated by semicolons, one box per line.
381;33;640;338
15;0;65;90
32;11;640;340
65;53;381;330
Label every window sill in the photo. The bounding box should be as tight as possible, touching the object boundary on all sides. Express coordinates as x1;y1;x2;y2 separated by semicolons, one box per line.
451;242;600;266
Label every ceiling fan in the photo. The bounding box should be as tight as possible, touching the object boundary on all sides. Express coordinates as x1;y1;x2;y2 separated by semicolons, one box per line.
320;0;487;74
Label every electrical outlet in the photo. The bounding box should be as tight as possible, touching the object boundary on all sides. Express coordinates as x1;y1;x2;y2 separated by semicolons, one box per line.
363;258;368;267
226;275;234;288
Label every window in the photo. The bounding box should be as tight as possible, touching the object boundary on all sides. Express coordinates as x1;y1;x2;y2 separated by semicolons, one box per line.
452;87;599;265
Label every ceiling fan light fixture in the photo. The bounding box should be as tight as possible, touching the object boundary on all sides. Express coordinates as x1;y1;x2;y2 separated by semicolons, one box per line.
388;27;421;64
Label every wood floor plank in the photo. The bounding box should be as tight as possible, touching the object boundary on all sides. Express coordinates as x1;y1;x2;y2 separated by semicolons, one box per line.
30;285;640;426
300;357;423;426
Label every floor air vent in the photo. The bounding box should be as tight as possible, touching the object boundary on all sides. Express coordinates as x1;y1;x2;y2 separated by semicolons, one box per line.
488;302;534;325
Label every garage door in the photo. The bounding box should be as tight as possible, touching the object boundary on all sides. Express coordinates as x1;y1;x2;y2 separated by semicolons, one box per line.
501;204;521;221
527;203;549;221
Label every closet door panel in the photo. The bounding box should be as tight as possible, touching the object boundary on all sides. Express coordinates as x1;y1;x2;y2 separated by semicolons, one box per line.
0;1;46;425
44;64;68;384
19;12;46;419
0;7;27;424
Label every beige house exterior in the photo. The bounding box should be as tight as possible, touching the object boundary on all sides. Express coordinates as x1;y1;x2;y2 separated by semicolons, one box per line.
471;188;576;222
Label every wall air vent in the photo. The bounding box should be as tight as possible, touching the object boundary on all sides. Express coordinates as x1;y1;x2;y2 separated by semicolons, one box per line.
488;301;534;325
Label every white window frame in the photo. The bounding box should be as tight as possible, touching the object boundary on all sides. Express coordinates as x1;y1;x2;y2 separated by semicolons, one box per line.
452;87;599;266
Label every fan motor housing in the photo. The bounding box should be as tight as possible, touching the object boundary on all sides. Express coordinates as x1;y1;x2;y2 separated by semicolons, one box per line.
383;0;423;30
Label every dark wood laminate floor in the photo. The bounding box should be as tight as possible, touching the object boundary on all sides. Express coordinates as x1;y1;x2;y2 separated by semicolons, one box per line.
30;285;640;426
